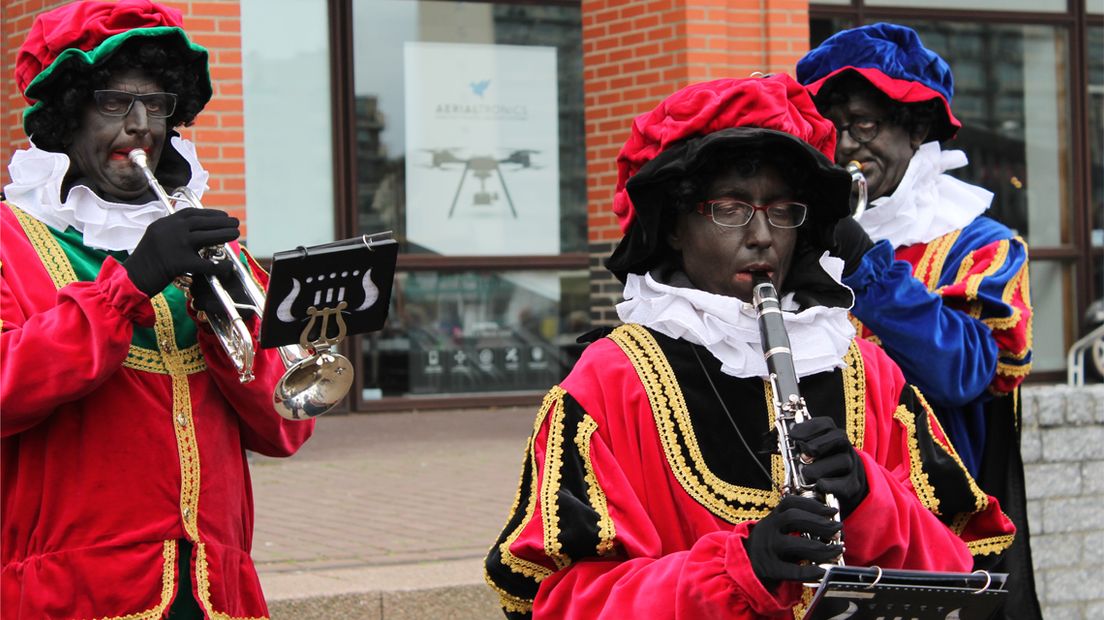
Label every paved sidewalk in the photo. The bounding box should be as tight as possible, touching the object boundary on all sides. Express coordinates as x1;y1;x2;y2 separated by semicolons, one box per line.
248;406;537;619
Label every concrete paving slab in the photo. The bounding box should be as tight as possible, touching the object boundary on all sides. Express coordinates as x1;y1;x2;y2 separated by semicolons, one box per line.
249;406;536;617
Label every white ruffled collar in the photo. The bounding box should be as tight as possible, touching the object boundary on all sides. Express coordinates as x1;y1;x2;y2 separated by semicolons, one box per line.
616;252;856;379
856;142;991;248
3;136;209;252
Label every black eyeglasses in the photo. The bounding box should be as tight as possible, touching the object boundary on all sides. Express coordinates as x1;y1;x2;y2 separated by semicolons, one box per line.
695;199;808;229
836;118;882;144
92;90;178;119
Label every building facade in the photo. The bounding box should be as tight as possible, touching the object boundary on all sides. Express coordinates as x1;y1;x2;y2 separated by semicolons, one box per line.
2;0;1101;412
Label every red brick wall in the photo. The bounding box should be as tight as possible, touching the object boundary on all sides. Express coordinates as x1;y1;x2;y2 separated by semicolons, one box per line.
583;0;811;322
1;0;247;228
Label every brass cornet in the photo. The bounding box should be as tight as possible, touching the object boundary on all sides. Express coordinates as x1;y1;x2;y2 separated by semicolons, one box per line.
129;149;353;420
845;160;867;217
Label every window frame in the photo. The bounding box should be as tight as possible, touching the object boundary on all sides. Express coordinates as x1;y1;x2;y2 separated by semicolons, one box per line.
328;0;588;412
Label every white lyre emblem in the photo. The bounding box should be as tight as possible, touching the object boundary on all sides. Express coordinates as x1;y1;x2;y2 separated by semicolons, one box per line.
275;268;379;323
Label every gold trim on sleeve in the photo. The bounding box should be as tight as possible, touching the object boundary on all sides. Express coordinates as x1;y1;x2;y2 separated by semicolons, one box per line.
843;341;867;450
541;392;571;569
892;403;942;515
967;534;1015;556
485;572;534;614
910;387;988;513
497;388;559;581
576;414;617;556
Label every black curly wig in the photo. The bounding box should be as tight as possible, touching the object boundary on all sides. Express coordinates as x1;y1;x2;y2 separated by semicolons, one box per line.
24;37;208;153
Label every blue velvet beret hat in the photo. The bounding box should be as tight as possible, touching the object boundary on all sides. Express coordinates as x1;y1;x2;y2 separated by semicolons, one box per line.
796;23;960;141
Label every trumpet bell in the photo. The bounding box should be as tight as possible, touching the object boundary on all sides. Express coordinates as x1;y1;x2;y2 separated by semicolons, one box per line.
273;351;355;420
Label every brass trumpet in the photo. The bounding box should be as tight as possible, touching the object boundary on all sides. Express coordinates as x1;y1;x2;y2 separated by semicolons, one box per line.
846;160;867;217
129;149;353;420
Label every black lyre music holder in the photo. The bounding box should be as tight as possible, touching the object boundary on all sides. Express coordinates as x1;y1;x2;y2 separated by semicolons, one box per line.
803;566;1008;620
260;231;398;351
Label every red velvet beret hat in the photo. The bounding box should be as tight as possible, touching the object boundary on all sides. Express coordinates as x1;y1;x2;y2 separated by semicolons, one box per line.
606;74;852;282
16;0;211;133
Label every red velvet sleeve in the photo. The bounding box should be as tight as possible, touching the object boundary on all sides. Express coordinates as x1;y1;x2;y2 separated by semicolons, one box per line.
1;256;154;436
850;339;1016;563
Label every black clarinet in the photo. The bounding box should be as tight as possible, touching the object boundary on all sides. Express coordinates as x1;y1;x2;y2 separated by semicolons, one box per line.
752;273;844;567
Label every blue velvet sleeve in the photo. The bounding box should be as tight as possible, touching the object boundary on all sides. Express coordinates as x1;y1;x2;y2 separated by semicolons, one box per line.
843;239;998;408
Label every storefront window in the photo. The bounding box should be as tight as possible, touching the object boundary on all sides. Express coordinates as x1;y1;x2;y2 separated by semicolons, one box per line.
351;1;586;402
352;0;586;256
893;22;1073;249
362;269;589;399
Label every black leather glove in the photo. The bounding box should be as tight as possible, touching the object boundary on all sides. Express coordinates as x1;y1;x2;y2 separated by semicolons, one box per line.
187;262;256;322
743;495;843;590
124;209;240;296
831;217;874;277
790;417;869;519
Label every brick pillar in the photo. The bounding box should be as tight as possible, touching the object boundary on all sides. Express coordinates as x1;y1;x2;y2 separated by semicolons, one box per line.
582;0;810;325
1;1;247;233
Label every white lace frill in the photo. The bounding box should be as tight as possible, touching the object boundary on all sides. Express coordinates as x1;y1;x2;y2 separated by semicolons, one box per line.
615;253;856;379
856;142;992;248
3;136;210;252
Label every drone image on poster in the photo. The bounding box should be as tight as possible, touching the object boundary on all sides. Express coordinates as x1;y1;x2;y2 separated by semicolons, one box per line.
422;148;541;218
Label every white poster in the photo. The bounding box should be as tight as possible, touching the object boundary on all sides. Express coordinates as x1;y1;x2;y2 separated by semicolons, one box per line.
404;42;560;256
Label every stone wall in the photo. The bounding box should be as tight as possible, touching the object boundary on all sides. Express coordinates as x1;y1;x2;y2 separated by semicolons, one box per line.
1021;384;1104;619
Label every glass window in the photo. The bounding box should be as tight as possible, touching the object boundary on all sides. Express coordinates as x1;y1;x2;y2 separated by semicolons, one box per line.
864;0;1065;13
352;0;586;256
1030;261;1078;372
1090;26;1103;249
810;17;856;47
351;0;586;402
895;22;1074;248
362;269;590;399
241;0;335;257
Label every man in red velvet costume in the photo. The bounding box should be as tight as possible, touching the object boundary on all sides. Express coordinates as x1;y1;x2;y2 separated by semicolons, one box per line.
1;2;313;618
484;74;1014;618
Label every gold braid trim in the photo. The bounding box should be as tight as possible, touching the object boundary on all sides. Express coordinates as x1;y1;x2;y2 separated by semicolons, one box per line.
792;586;816;620
10;205;206;375
609;325;775;524
967;534;1015;557
575;414;617;556
122;343;207;374
965;240;1010;300
540;392;571;569
843;341;866;450
485;572;534;614
10;204;78;288
921;230;961;290
892;402;941;515
927;230;962;291
83;541;176;620
194;543;269;620
996;361;1033;379
911;387;988;513
151;295;202;541
496;388;558;581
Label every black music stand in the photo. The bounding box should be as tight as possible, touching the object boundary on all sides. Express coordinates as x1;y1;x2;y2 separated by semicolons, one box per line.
260;231;398;351
803;566;1008;620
